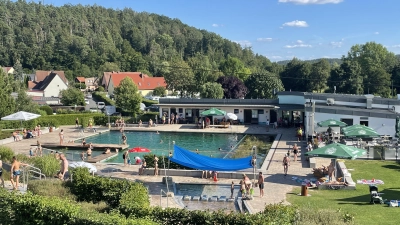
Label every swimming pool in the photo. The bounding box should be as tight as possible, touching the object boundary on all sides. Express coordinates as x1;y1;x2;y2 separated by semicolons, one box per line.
83;131;245;163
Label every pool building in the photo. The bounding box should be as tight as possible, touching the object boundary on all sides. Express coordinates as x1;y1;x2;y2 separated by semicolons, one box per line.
156;91;400;137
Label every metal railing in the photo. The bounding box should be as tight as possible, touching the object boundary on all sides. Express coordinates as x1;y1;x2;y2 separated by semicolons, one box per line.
22;164;46;191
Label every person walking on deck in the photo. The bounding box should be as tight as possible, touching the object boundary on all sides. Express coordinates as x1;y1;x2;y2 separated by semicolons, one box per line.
283;153;290;176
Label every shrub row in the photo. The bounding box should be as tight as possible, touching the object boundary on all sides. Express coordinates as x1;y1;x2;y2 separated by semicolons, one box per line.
0;189;155;225
67;168;150;209
141;99;158;107
92;91;115;106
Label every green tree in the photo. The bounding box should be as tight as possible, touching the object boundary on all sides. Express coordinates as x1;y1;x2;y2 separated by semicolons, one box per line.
199;82;224;99
114;77;142;114
15;88;39;113
309;59;330;92
163;60;195;97
152;86;166;97
219;56;251;81
245;72;284;99
60;88;85;106
331;60;363;94
0;69;15;117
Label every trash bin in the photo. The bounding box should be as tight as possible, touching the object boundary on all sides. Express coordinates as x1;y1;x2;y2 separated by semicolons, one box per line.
301;185;308;196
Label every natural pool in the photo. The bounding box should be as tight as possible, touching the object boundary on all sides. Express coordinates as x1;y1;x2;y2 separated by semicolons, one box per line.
83;131;245;163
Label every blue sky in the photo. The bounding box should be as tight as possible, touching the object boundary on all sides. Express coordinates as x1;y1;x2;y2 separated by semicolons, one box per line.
46;0;400;61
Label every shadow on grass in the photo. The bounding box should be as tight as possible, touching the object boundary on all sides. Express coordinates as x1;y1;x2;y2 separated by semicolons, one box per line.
382;164;400;171
265;173;314;186
336;188;400;206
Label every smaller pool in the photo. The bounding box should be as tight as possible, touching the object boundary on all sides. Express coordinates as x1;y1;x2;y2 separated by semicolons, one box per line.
176;183;239;212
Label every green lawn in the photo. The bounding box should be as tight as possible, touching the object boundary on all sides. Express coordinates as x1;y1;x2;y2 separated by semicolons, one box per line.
287;160;400;225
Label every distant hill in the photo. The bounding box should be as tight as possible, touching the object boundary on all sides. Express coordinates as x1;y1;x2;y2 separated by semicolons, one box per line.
276;58;342;66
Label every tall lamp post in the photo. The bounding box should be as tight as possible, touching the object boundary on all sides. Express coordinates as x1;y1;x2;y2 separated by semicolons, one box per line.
305;100;315;143
252;146;257;186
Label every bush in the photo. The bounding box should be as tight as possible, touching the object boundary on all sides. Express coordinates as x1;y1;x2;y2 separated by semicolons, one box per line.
97;86;105;92
138;112;159;122
68;168;150;209
141;99;158;107
31;155;61;177
0;131;12;139
152;86;166;97
0;146;14;163
28;179;75;200
0;189;155;225
74;83;87;89
92;91;115;106
40;105;54;115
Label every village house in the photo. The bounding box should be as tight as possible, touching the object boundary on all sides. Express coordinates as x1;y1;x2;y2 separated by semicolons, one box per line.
103;71;167;97
1;66;14;74
27;70;68;103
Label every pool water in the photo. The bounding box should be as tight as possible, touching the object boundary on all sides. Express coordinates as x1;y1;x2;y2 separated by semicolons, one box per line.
83;131;244;163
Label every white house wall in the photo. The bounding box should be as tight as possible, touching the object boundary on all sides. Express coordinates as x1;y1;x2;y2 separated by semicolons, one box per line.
159;106;270;123
44;75;68;97
306;112;395;137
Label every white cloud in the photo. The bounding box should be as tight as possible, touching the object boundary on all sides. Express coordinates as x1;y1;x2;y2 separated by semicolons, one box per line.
267;55;283;60
278;0;343;4
282;20;309;27
374;31;379;35
296;40;304;44
284;44;312;48
212;24;224;27
330;41;343;48
234;40;252;47
392;45;400;48
257;38;273;42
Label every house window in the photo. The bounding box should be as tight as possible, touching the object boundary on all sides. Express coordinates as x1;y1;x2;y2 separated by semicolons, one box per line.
258;109;264;114
178;108;183;113
234;109;239;114
341;118;353;126
252;110;258;118
185;109;192;117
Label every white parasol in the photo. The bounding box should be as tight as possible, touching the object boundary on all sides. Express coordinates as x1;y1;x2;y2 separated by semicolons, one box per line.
1;111;41;129
225;113;238;120
69;161;97;173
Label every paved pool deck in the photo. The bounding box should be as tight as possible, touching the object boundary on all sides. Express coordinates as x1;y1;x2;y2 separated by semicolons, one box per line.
1;124;330;212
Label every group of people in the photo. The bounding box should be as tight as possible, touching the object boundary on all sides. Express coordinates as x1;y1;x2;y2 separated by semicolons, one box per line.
138;119;155;128
115;118;126;127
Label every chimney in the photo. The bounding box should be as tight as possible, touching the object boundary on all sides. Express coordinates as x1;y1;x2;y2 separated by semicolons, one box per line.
365;94;374;109
140;73;143;81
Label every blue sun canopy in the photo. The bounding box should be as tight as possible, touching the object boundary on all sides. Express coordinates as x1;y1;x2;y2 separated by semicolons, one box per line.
170;145;253;171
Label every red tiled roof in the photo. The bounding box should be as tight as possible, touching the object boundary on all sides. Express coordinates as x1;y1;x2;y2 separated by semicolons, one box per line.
35;70;67;83
108;72;166;90
76;77;85;83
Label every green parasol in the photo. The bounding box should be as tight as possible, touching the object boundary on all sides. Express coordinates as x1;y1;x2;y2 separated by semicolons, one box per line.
342;124;375;132
305;143;367;159
317;119;347;127
343;127;379;138
200;108;226;116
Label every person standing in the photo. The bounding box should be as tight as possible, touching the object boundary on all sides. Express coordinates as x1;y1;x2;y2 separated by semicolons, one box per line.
80;151;85;161
58;154;69;180
0;155;4;188
75;117;79;128
59;129;64;145
154;156;159;176
162;114;166;125
86;148;92;158
122;133;127;145
283;154;290;176
123;151;129;166
258;172;264;197
292;144;299;162
297;127;303;141
10;156;27;190
230;181;235;199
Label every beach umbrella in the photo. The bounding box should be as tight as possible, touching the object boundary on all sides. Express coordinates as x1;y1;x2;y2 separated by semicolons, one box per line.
343;127;379;138
69;161;97;173
305;143;367;159
129;146;151;153
201;108;226;116
1;111;41;129
317;119;347;127
225;113;238;120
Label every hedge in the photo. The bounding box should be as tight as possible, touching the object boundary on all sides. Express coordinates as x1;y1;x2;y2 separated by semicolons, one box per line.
92;91;115;106
67;168;150;209
0;189;155;225
0;146;14;162
141;99;158;107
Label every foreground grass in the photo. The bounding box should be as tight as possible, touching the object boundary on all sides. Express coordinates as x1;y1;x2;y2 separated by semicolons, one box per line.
287;160;400;225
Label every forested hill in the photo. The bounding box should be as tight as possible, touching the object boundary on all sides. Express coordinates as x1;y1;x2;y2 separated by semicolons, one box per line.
276;58;342;66
0;1;277;81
